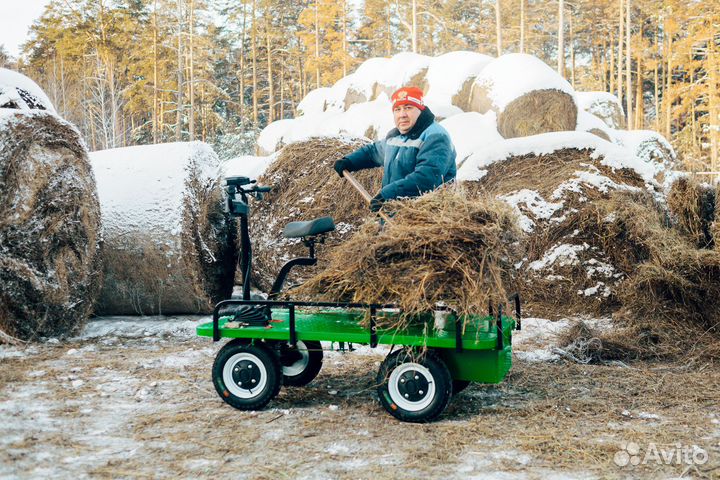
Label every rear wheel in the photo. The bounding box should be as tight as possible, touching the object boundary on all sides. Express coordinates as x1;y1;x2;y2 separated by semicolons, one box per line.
212;342;281;410
276;340;323;387
377;349;452;423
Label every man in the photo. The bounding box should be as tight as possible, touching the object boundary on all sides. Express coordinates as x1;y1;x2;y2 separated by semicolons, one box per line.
333;86;456;212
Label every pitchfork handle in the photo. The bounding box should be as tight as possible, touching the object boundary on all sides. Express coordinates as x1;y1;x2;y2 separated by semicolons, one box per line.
342;171;392;223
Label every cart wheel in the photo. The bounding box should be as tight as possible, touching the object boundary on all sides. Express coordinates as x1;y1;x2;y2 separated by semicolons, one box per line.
277;340;323;387
212;342;281;411
376;349;452;423
452;380;471;396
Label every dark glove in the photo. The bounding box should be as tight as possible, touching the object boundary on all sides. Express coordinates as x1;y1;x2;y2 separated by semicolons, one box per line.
369;192;385;212
334;158;348;177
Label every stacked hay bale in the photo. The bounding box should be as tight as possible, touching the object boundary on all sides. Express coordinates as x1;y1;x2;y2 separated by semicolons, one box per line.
423;51;493;112
576;110;612;141
249;137;382;292
468;53;578;138
372;52;431;100
667;176;715;248
457;131;660;318
90;142;237;315
0;110;102;340
611;129;677;179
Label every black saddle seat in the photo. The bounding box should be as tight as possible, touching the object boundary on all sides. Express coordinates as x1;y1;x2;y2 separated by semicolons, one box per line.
282;216;335;239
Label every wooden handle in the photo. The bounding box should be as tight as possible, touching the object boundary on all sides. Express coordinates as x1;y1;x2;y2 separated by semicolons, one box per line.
343;171;392;223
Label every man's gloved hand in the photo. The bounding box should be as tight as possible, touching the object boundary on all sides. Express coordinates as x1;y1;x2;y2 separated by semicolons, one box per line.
333;158;348;177
369;192;385;212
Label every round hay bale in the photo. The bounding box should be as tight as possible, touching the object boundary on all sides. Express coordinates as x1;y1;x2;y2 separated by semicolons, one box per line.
0;68;56;113
372;53;431;100
576;91;626;129
0;111;102;340
611;129;677;175
468;53;578;139
249;137;382;292
90;142;237;315
577;110;612;141
423;51;493;111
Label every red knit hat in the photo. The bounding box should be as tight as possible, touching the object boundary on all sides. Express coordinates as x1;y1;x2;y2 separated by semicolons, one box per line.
391;86;425;110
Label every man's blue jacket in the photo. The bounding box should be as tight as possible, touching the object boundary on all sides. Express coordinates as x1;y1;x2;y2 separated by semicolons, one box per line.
342;108;456;200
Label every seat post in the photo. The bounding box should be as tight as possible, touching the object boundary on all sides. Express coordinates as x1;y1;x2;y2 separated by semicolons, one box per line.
303;237;316;259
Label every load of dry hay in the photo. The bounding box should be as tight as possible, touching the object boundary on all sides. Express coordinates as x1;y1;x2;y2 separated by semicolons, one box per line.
667;176;715;248
0;111;102;340
249;137;382;292
468;54;578;139
295;188;523;327
90;142;237;315
461;145;659;318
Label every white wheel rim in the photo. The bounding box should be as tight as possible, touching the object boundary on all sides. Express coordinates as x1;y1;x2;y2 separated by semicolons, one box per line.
388;362;435;412
283;341;310;377
223;352;268;399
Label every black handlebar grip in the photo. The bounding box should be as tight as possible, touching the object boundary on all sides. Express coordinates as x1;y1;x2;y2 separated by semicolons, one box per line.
255;186;271;192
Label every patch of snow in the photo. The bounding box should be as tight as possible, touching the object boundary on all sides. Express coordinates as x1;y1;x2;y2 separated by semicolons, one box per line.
499;189;564;233
576;91;624;129
528;243;588;271
576;110;611;137
223;154;274;180
297;87;332;116
75;316;206;340
472;53;577;112
375;52;432;93
440;111;503;165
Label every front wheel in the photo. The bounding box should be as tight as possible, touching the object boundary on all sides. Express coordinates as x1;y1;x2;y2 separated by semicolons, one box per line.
376;349;452;423
212;342;281;411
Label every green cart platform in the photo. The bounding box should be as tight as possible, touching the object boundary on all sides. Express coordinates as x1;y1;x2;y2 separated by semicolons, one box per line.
197;297;521;423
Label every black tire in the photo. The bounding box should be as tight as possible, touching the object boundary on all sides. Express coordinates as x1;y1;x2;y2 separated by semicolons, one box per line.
452;380;471;396
376;349;452;423
212;342;281;411
275;340;324;387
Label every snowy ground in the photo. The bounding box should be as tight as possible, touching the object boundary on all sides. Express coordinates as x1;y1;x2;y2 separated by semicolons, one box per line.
1;316;719;479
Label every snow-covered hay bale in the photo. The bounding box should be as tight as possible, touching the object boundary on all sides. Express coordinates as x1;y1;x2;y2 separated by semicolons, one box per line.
296;188;523;329
297;88;330;117
468;54;578;139
0;111;101;340
223;154;274;181
372;53;431;100
458;132;658;317
667;176;715;249
612;129;677;177
249;137;382;292
424;51;493;111
576;91;625;129
439;112;502;167
0;68;56;113
91;142;236;315
256;118;294;156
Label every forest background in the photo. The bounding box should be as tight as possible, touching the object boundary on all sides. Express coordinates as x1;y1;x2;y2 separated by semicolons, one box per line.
1;0;718;173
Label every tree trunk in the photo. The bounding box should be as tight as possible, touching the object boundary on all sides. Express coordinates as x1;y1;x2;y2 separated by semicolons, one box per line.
654;61;659;131
314;1;320;88
610;30;615;94
252;0;258;125
412;0;418;53
558;0;565;77
665;31;672;139
635;31;643;129
625;0;632;129
176;0;184;142
266;11;273;123
239;0;247;123
617;0;623;106
519;0;525;53
342;0;348;76
188;0;195;140
709;33;719;173
153;0;159;144
495;0;502;56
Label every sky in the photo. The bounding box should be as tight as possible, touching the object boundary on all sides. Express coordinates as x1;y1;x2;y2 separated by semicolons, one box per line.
0;0;52;58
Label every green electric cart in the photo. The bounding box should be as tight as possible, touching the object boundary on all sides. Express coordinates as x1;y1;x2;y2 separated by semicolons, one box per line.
196;176;521;423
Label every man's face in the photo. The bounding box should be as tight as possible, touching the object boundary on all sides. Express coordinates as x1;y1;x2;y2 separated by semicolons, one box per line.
393;104;422;134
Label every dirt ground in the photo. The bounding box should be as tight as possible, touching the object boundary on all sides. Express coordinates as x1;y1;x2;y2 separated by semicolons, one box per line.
1;316;719;480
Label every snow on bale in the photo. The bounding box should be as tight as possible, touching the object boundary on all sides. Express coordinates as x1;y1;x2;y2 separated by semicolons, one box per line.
0;68;56;113
457;131;660;317
296;87;331;117
223;154;274;181
424;51;493;112
577;110;612;141
249;137;382;292
256;118;295;156
332;94;394;141
576;91;626;129
341;58;390;111
90;142;237;315
373;52;431;100
0;110;101;340
468;53;578;139
439;111;503;167
296;188;523;329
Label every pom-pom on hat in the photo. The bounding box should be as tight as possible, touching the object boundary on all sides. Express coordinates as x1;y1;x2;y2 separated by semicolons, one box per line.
391;86;425;111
